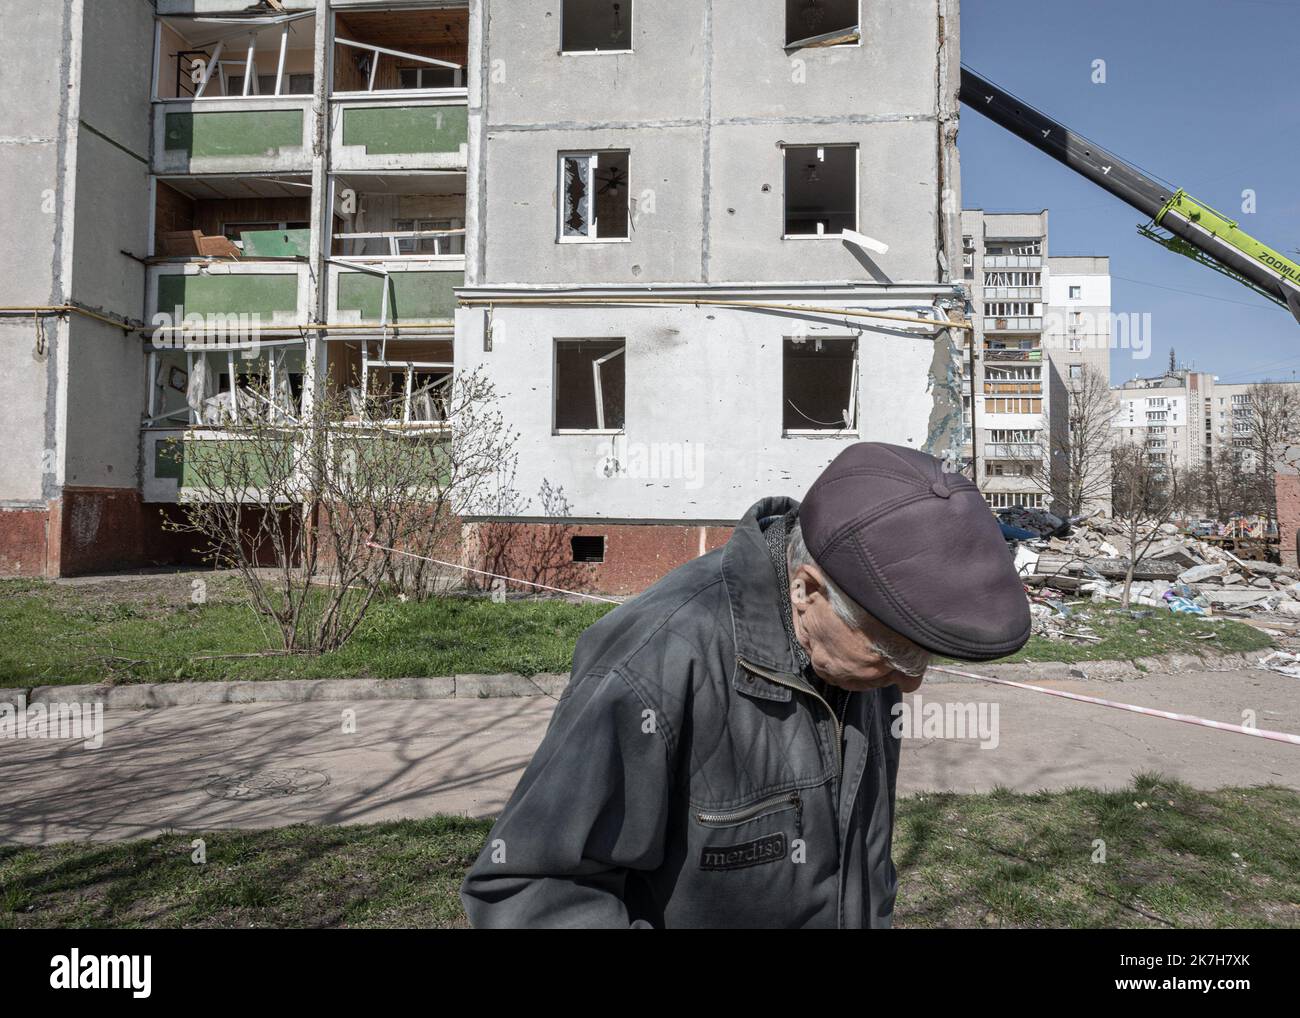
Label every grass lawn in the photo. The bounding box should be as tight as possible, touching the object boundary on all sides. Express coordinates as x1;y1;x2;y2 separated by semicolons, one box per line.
989;605;1274;666
0;574;1274;688
1;776;1294;928
0;575;608;686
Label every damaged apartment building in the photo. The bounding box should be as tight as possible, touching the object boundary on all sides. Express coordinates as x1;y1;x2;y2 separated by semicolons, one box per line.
959;209;1112;514
0;0;965;593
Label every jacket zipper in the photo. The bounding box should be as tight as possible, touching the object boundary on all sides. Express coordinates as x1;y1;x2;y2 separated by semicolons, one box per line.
696;791;804;838
738;657;846;772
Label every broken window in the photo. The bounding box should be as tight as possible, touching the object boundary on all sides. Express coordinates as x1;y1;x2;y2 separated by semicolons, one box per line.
783;337;857;432
330;339;453;425
555;339;625;432
227;72;313;96
398;66;461;89
393;219;465;256
561;1;633;53
157;14;317;99
330;174;467;259
783;145;857;237
571;535;606;563
785;0;859;49
559;151;630;241
333;8;467;92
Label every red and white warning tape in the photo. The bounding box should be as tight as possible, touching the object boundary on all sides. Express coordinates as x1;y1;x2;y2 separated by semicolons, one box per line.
931;665;1300;746
368;540;1299;746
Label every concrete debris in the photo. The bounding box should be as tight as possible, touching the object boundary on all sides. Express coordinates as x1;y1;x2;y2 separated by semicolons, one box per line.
1011;514;1294;621
1256;651;1300;678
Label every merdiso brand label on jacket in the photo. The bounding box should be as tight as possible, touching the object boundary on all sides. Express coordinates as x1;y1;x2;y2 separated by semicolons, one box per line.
700;833;787;871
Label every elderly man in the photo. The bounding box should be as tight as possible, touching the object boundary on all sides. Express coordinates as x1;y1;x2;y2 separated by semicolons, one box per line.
461;442;1030;928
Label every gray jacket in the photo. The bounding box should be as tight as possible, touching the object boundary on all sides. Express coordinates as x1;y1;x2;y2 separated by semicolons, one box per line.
460;496;903;929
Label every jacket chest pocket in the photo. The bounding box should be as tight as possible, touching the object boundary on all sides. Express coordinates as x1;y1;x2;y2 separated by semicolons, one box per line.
696;791;804;845
672;786;836;927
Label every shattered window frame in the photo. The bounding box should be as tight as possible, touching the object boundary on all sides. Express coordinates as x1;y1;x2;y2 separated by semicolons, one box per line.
557;150;631;243
784;0;861;51
560;0;635;55
781;143;859;239
781;336;859;436
553;338;627;434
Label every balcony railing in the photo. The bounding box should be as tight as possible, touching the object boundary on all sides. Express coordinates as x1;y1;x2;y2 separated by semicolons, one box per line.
983;348;1042;362
985;443;1043;460
983;382;1042;395
985;316;1043;332
330;96;468;172
981;286;1042;301
984;255;1042;269
148;263;310;330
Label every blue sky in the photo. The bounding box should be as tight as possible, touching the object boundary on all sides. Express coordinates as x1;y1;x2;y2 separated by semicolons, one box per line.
959;0;1300;384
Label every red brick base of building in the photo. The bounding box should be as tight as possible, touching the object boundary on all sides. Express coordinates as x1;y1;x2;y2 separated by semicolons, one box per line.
466;519;736;596
0;489;209;578
1;497;743;595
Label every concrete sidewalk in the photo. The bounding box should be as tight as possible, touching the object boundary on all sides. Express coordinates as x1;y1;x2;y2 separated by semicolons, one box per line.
1;666;1297;845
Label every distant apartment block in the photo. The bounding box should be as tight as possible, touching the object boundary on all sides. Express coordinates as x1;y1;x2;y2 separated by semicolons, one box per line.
959;209;1111;513
1113;368;1300;475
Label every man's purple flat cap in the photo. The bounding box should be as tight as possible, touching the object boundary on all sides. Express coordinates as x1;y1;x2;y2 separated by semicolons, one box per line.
800;442;1031;661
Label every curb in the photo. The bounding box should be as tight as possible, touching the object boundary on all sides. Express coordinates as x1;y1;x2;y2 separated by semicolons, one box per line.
0;673;570;709
0;651;1268;710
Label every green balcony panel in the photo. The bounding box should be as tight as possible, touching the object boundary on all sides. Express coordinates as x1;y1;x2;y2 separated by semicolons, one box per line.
334;435;451;487
240;228;312;258
340;105;468;156
154;438;184;480
335;271;462;323
181;438;293;489
156;274;300;318
164;110;304;158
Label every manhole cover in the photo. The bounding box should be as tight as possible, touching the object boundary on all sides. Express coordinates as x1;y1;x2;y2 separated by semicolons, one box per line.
204;768;330;800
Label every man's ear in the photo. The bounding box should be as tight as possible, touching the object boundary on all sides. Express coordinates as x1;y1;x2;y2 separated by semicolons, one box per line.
790;564;820;607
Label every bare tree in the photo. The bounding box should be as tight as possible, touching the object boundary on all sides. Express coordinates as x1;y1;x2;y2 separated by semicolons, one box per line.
1049;364;1118;516
1189;445;1262;525
1109;441;1191;608
1243;381;1300;529
990;364;1116;517
165;360;518;652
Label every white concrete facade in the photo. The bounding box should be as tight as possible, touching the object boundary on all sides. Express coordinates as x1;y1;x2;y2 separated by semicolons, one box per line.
459;0;966;527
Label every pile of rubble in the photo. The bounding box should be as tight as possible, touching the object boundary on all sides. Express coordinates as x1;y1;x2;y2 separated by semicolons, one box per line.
1003;511;1299;617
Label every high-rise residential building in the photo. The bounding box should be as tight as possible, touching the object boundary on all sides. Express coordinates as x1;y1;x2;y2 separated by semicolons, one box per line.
1113;368;1300;475
1;0;967;593
959;209;1112;514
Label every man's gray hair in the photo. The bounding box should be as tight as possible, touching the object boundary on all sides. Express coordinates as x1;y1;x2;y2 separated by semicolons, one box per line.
786;521;931;677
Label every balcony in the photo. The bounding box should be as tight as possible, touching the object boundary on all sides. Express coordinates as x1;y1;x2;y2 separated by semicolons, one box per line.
329;8;469;173
983;382;1042;395
153;13;317;175
329;173;466;261
985;317;1043;333
984;255;1042;269
148;262;310;333
983;347;1042;363
981;286;1042;302
154;97;313;175
985;443;1042;460
327;260;464;328
330;97;468;173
